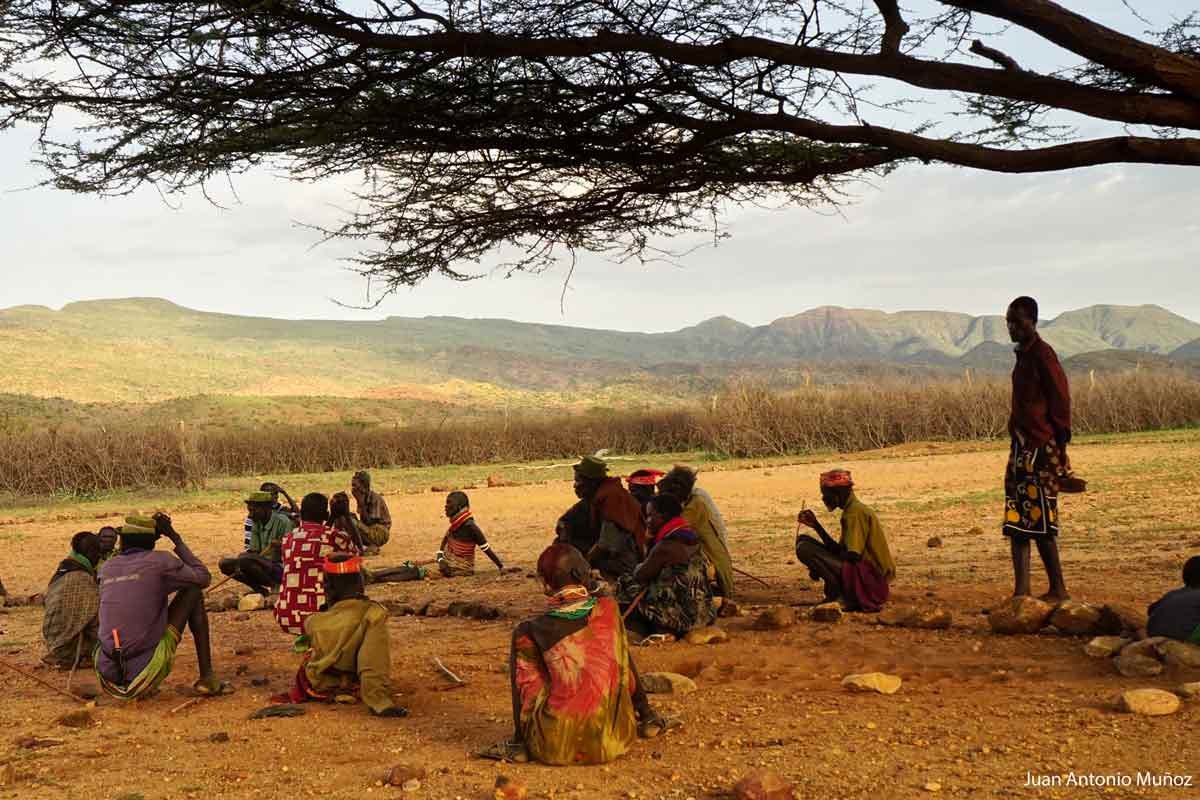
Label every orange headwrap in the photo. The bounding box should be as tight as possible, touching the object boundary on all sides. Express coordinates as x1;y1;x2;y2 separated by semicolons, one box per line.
819;469;853;489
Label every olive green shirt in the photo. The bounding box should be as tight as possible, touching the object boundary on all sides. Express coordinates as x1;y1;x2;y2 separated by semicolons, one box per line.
248;512;296;562
840;494;895;581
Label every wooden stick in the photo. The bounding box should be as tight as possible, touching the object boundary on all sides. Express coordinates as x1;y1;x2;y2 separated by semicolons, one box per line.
0;657;88;704
732;566;771;588
432;657;465;685
170;696;204;714
622;588;648;621
204;573;237;597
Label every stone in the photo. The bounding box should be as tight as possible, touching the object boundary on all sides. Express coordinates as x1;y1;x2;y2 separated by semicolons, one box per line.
447;601;502;620
684;626;729;645
424;604;448;618
209;732;230;743
640;672;697;695
911;608;953;630
1121;638;1167;660
430;484;453;493
1174;682;1200;699
1157;640;1200;669
966;527;985;536
877;607;917;626
811;603;844;623
1083;636;1130;659
56;710;95;729
752;607;796;630
926;536;943;548
386;765;429;787
1048;600;1104;636
1174;681;1200;699
842;672;902;695
1114;652;1164;678
486;475;514;488
717;598;742;618
233;645;255;656
234;613;251;622
1097;604;1148;637
1120;688;1181;716
987;596;1053;635
733;768;795;800
401;779;421;792
924;782;942;793
493;775;528;800
237;594;265;612
250;676;270;687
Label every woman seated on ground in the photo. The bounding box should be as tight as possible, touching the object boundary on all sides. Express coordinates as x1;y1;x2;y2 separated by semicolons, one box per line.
482;543;673;765
617;494;716;642
1147;556;1200;644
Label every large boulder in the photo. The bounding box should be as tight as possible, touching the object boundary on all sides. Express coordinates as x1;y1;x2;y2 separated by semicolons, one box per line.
1157;640;1200;669
1120;689;1181;716
1083;636;1130;659
1114;652;1164;678
988;597;1054;635
1096;604;1149;637
1048;601;1103;636
841;672;902;695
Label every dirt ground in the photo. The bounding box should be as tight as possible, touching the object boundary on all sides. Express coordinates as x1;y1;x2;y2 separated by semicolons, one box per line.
1;432;1198;799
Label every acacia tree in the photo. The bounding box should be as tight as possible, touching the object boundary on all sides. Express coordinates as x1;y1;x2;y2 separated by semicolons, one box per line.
1;0;1198;293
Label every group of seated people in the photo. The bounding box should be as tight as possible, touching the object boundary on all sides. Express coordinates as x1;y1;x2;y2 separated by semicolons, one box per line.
31;457;1200;768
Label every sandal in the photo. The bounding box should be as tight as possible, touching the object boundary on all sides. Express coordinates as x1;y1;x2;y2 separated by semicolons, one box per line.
639;714;682;739
193;678;234;696
633;633;675;647
475;739;530;762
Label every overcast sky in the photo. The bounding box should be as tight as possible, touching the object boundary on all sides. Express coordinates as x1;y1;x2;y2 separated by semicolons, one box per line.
2;2;1198;332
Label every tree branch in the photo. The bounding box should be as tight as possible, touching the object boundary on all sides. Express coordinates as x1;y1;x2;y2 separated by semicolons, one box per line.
873;0;910;55
969;39;1021;71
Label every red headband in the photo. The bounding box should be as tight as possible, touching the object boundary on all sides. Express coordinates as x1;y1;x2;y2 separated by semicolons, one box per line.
820;469;853;488
323;555;362;575
626;469;665;486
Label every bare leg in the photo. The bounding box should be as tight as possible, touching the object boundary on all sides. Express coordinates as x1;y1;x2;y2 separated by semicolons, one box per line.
795;536;843;601
166;586;213;682
1010;536;1032;597
1035;537;1069;602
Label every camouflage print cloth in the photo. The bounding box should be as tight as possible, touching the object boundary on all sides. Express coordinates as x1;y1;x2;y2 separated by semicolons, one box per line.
42;569;99;668
617;550;716;638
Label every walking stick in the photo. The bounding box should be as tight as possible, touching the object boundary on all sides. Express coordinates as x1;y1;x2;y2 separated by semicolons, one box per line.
0;657;89;704
622;588;648;621
204;573;236;597
732;566;771;588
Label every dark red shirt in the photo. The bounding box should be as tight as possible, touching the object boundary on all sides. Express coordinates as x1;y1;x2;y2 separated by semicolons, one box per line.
1010;334;1071;448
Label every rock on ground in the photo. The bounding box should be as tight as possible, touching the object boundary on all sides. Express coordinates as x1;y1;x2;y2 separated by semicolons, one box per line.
733;768;796;800
987;596;1053;635
911;608;953;630
1157;639;1200;669
1097;603;1148;637
386;765;429;786
639;672;697;695
1083;636;1130;659
842;672;902;695
811;603;844;623
684;626;729;645
752;607;796;630
1048;600;1104;636
1120;688;1181;716
926;536;943;548
1175;682;1200;699
1114;652;1164;678
447;600;502;620
494;775;528;800
877;607;917;626
237;594;266;612
56;710;95;729
1121;638;1167;660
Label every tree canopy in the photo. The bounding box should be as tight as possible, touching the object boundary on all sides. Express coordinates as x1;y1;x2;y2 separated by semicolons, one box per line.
1;0;1198;293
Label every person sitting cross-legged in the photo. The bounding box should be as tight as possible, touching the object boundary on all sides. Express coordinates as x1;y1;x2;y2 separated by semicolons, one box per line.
480;543;674;765
1147;556;1200;644
618;494;716;642
276;553;407;717
42;532;103;670
437;491;504;577
219;490;296;598
95;514;229;699
795;469;895;612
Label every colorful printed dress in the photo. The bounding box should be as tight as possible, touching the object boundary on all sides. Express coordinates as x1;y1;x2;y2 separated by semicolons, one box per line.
511;593;641;765
618;520;716;637
275;521;358;635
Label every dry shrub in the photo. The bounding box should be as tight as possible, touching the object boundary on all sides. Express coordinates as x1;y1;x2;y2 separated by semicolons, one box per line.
2;371;1198;497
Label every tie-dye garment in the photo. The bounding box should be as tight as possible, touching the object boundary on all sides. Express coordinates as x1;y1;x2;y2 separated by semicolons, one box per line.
510;594;639;765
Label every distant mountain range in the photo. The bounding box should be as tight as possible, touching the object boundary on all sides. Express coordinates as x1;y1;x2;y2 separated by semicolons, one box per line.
2;298;1198;404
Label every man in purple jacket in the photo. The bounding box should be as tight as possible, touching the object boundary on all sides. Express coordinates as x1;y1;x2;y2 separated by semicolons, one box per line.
95;513;229;699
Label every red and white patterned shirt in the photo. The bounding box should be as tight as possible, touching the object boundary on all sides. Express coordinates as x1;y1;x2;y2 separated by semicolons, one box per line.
274;521;358;635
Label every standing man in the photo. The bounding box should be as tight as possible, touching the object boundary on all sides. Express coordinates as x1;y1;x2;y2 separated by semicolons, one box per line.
1004;296;1072;602
352;471;392;555
96;514;228;699
219;490;296;597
